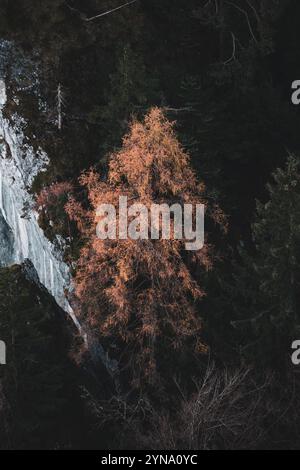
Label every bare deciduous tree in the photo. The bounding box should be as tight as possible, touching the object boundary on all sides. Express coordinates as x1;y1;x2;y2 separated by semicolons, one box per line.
56;83;65;131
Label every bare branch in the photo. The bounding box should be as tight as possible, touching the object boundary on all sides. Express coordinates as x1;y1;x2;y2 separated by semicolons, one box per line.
246;0;261;24
164;106;194;114
223;31;237;64
225;1;258;44
64;2;86;19
85;0;138;22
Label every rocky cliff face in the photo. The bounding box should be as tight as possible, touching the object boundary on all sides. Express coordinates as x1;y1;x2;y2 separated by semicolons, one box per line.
0;41;118;377
0;42;80;330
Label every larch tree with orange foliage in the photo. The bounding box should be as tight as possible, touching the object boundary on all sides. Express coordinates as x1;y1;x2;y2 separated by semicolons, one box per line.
66;108;226;393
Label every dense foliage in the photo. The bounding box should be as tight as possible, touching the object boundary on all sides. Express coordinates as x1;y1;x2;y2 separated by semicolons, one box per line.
0;263;78;449
1;0;300;449
66;108;226;393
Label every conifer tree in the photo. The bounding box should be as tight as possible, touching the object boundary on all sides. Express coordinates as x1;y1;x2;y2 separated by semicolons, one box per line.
229;156;300;365
96;44;160;156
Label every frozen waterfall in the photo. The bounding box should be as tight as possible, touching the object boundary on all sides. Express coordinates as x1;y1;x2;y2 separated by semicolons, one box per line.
0;52;117;375
0;78;81;331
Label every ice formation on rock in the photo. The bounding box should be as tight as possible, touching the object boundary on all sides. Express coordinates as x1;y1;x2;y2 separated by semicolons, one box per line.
0;78;80;330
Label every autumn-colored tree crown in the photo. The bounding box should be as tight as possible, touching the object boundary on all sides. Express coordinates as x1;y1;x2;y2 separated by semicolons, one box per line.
66;108;226;391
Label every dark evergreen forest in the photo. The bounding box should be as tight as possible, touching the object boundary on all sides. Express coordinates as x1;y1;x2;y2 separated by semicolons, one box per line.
0;0;300;450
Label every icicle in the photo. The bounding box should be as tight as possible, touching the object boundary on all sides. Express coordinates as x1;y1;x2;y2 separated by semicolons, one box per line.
18;215;29;259
49;258;54;292
0;169;6;221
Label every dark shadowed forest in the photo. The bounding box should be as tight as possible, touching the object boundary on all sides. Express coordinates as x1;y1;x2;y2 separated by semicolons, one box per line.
0;0;300;450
